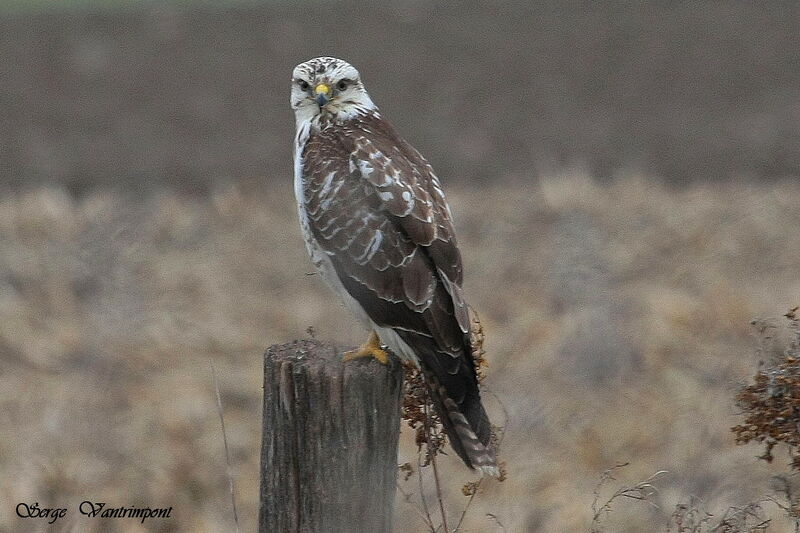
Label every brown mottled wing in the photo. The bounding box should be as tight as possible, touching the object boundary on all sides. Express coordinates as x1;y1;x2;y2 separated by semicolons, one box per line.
301;113;495;472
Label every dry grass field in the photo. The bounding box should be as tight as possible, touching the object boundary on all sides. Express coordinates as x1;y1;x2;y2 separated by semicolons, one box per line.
2;175;799;532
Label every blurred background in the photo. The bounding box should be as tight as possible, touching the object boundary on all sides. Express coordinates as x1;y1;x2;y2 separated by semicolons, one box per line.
1;1;799;531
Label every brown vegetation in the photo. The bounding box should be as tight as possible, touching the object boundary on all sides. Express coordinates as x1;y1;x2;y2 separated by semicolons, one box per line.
3;176;800;531
733;310;800;465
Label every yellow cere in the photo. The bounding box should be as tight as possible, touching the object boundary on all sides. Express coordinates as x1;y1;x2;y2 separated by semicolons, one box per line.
314;83;331;95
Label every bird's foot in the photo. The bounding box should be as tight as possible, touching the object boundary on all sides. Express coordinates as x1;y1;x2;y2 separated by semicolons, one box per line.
343;331;389;365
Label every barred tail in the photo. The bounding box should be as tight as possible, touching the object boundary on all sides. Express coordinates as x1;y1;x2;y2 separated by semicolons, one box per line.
423;371;499;477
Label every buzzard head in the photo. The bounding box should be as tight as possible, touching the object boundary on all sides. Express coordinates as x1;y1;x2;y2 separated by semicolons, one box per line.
291;57;375;123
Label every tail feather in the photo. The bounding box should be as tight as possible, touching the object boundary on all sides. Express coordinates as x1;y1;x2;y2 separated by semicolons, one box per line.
423;370;499;477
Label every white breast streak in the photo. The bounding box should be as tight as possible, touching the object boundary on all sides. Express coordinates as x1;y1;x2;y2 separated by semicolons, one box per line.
293;120;311;234
293;119;419;364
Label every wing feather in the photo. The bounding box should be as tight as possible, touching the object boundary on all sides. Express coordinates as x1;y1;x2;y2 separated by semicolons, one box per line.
303;113;469;350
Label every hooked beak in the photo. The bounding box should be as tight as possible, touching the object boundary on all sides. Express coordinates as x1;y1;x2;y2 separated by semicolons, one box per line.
314;83;331;107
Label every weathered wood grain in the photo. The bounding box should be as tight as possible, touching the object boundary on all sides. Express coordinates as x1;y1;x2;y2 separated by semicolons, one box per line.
259;339;403;533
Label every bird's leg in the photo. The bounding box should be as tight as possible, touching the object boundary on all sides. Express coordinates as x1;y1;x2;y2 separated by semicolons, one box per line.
342;331;389;365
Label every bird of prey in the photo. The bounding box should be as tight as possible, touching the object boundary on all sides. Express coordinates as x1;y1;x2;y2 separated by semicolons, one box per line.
290;56;498;476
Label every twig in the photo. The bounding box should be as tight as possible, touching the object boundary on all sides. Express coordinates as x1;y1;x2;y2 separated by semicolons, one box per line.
210;361;240;533
418;447;436;532
764;480;800;533
711;503;770;532
397;482;437;530
486;513;508;532
424;393;450;533
590;463;665;532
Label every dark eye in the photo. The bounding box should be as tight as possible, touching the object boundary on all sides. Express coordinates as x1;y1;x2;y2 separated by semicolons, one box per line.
297;79;310;91
336;80;349;91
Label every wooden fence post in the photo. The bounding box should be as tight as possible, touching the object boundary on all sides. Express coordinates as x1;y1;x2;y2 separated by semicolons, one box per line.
259;339;404;533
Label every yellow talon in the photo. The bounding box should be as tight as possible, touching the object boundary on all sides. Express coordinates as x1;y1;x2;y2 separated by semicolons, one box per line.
343;331;389;365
